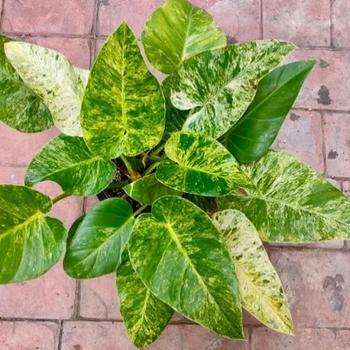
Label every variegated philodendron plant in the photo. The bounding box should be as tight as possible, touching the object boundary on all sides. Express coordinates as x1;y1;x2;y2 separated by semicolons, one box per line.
0;0;348;348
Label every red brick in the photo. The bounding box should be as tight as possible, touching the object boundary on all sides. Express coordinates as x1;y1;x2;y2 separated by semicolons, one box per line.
0;321;59;350
269;249;350;328
80;274;121;320
2;0;94;35
323;113;350;178
251;327;350;350
262;0;331;46
0;123;58;166
273;110;324;173
343;181;350;198
285;49;350;111
61;321;249;350
332;0;350;48
28;37;91;69
0;263;75;319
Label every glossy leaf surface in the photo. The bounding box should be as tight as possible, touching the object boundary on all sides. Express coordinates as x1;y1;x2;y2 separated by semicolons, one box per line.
25;134;116;196
218;151;350;242
0;36;52;132
129;196;243;339
213;209;293;334
168;40;295;138
124;174;179;205
5;41;88;136
118;252;173;348
223;60;316;162
156;132;250;196
81;23;165;159
64;198;134;278
142;0;226;74
0;185;66;283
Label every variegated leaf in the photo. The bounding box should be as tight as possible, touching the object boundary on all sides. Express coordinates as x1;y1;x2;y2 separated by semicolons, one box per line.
213;209;293;335
128;196;243;339
0;185;67;283
156;131;250;196
25;134;116;196
218;150;350;242
117;252;173;348
81;23;165;159
0;36;52;132
5;41;88;136
124;174;180;205
167;40;295;139
142;0;226;74
64;198;134;279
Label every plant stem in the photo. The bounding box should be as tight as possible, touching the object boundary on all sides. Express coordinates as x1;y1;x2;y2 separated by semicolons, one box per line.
134;204;148;217
148;155;164;162
52;192;71;204
151;143;165;157
121;155;140;180
144;162;160;176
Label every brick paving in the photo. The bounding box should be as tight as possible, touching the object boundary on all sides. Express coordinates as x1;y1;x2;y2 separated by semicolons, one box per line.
0;0;349;349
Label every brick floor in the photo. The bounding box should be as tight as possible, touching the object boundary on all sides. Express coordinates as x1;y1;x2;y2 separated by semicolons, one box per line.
0;0;349;349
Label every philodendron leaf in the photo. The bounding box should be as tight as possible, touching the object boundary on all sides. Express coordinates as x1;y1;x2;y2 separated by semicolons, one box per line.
81;22;165;159
25;134;116;196
0;36;52;132
124;174;180;205
167;40;295;139
64;198;134;278
5;41;89;136
218;150;350;242
0;185;67;284
142;0;226;74
222;60;316;163
156;132;250;196
213;209;293;335
128;196;243;339
117;252;174;348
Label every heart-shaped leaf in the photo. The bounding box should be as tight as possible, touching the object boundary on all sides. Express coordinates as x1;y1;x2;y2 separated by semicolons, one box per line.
222;60;316;163
128;196;243;339
124;174;180;205
213;209;293;335
25;134;116;196
167;40;295;139
0;36;52;132
156;132;250;196
81;23;165;159
0;185;67;284
218;151;350;242
64;198;134;278
142;0;226;74
5;41;89;136
117;252;174;348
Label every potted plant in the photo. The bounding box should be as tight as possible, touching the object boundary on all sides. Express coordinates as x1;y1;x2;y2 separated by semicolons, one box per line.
0;0;349;348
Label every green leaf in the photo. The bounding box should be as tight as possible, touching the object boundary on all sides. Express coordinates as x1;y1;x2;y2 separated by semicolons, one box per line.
64;198;134;278
124;174;180;205
5;41;89;137
0;36;52;132
222;60;316;163
117;252;174;348
218;150;350;242
213;209;293;335
156;131;250;196
0;185;67;284
142;0;226;74
167;40;295;139
81;22;165;159
25;134;116;196
128;196;243;339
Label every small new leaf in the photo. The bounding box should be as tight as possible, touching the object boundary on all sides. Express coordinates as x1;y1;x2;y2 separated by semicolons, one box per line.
213;209;293;335
25;134;116;196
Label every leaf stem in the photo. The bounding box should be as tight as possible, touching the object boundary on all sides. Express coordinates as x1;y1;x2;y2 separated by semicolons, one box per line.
121;155;140;181
151;143;165;157
52;192;71;204
134;204;148;217
144;162;160;176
